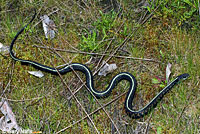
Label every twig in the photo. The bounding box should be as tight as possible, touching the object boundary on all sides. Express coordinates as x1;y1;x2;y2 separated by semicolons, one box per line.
0;96;43;102
140;2;161;25
93;27;137;76
0;9;17;13
145;113;152;134
175;94;191;126
0;53;8;59
0;60;15;108
33;45;160;63
56;91;128;134
175;104;187;126
95;19;126;72
56;69;100;134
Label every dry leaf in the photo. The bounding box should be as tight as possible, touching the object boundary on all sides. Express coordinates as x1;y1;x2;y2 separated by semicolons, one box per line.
28;71;44;78
40;15;55;39
0;99;21;132
98;61;117;76
85;57;93;65
166;63;172;83
0;43;9;54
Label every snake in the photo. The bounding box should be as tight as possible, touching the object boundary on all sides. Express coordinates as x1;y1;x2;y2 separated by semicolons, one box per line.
9;10;189;119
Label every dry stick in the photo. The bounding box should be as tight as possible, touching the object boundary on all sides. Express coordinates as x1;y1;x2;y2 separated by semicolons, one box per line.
33;45;160;63
139;10;149;24
95;36;114;70
0;96;43;102
36;38;85;98
56;91;128;134
0;61;15;108
145;113;152;134
51;49;120;134
141;3;160;25
0;53;8;59
175;105;187;126
95;20;126;72
94;28;136;76
54;68;100;134
175;94;191;126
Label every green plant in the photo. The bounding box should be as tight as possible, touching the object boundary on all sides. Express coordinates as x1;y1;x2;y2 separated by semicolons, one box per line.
3;15;17;39
152;77;166;88
145;0;200;29
79;10;117;52
93;10;117;33
79;29;99;51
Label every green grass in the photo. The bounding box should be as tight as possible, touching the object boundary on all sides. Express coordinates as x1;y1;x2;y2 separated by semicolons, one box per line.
0;0;199;133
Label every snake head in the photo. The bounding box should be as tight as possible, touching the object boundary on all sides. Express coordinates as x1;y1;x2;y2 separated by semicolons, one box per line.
178;73;190;81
